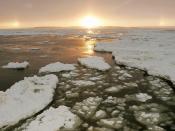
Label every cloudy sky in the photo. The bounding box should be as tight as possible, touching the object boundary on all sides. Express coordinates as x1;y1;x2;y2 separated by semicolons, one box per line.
0;0;175;28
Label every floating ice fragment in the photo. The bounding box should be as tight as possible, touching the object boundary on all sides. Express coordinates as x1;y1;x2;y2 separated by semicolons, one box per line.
2;61;29;69
39;62;75;73
78;56;111;71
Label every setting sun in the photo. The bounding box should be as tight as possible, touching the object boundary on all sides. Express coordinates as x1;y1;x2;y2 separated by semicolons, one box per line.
80;16;102;28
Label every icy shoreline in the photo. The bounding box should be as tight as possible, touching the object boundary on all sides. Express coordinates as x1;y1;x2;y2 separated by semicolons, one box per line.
95;29;175;85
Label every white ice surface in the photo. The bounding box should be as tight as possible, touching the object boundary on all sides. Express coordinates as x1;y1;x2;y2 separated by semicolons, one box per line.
78;56;111;71
95;29;175;84
24;106;81;131
39;62;75;73
2;61;29;69
0;74;58;128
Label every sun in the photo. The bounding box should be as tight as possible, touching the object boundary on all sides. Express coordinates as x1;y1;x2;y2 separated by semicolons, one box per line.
80;16;102;28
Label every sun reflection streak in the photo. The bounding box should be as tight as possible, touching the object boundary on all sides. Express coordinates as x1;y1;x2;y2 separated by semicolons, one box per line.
84;39;96;55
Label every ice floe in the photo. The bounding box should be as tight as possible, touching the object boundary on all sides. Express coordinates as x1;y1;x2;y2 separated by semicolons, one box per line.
0;74;58;128
39;62;75;73
2;61;29;69
94;110;107;120
95;29;175;84
78;56;111;71
23;106;82;131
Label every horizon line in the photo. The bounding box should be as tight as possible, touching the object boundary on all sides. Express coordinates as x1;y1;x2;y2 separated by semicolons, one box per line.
0;25;175;30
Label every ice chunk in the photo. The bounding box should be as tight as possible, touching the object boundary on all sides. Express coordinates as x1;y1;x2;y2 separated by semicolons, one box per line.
2;61;29;69
72;97;102;119
94;110;107;120
105;86;122;93
39;62;75;73
23;106;82;131
0;74;58;128
134;111;160;126
125;93;152;102
136;93;152;102
71;80;95;86
78;56;111;71
97;117;124;129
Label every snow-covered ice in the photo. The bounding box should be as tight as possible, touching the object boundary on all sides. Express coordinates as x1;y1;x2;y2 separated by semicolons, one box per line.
23;106;82;131
95;29;175;84
39;62;75;73
78;56;111;71
2;61;29;69
0;74;58;128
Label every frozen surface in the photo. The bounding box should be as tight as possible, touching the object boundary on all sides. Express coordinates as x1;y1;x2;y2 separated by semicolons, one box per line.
0;74;58;128
78;56;111;71
95;29;175;84
2;61;29;69
39;62;75;73
23;106;82;131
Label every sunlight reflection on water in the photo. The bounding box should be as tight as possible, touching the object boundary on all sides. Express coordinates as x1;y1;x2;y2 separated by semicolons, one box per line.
84;39;96;55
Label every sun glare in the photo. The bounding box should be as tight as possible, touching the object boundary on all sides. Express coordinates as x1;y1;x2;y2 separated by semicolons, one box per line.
80;16;102;28
12;21;20;28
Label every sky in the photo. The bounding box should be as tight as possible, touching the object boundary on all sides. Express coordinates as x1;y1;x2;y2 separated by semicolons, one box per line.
0;0;175;28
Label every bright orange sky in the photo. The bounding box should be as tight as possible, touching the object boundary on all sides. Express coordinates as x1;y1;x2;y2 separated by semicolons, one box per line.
0;0;175;28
